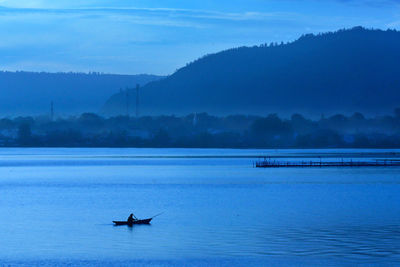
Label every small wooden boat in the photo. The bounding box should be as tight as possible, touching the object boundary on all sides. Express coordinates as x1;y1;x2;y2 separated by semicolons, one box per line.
113;218;152;226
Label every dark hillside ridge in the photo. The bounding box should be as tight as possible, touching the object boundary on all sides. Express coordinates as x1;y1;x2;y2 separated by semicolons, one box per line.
0;71;162;115
103;27;400;116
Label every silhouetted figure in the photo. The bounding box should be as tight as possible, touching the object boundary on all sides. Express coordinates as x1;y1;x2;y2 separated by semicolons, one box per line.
127;213;137;223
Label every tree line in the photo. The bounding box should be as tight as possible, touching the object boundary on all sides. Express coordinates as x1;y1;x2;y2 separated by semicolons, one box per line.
1;110;400;148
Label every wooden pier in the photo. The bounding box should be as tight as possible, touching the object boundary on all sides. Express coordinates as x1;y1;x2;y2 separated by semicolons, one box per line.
255;159;400;168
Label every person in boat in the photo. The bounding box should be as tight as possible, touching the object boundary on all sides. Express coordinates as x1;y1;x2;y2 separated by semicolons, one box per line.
127;213;137;223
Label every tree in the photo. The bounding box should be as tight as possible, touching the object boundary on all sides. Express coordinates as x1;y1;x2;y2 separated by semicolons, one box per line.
18;123;32;146
394;108;400;118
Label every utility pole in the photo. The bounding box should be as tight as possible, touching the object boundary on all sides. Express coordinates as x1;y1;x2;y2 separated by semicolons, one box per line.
136;84;140;117
50;101;54;121
126;87;130;117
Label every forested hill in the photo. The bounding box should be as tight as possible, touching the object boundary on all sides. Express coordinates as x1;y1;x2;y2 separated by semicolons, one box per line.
0;71;162;115
103;27;400;116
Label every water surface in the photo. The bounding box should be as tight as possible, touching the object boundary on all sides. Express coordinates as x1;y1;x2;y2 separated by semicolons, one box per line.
0;148;399;266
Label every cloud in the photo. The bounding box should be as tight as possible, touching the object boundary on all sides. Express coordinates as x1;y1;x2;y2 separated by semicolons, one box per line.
2;0;400;8
0;5;300;24
334;0;400;6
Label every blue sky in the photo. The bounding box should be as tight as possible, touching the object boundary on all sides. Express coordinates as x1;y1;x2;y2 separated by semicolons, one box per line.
0;0;399;75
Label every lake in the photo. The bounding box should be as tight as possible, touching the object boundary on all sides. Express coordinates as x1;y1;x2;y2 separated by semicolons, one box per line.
0;148;399;266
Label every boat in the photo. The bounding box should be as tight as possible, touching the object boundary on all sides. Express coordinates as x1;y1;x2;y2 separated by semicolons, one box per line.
113;218;152;226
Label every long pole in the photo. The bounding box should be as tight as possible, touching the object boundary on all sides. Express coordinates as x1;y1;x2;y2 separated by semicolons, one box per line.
126;88;129;117
151;212;164;218
50;101;54;121
136;84;140;117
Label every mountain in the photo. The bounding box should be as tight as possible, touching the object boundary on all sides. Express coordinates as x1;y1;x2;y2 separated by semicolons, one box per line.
103;27;400;116
0;71;162;116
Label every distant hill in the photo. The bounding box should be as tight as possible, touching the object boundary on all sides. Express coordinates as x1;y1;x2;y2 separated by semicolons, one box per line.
0;71;162;116
103;27;400;116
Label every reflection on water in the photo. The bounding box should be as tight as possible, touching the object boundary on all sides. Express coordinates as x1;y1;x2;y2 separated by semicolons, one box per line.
0;148;399;265
259;224;400;259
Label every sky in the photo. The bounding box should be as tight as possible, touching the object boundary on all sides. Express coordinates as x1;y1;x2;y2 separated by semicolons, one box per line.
0;0;399;75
